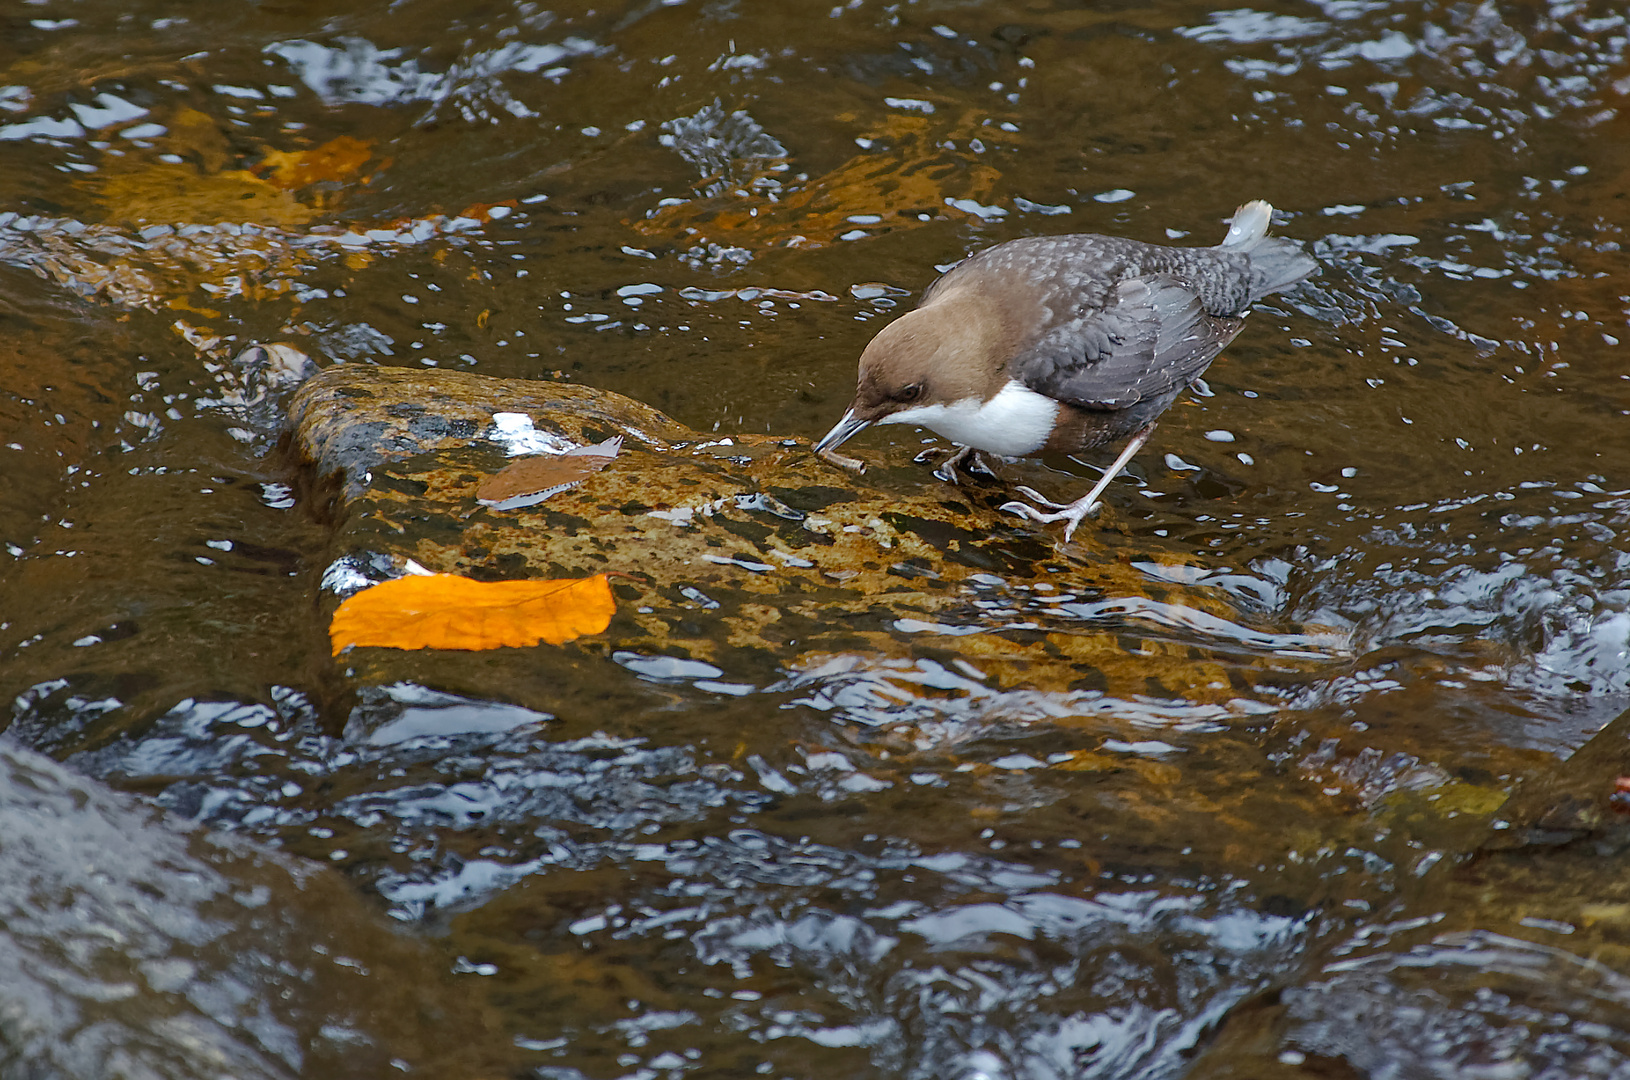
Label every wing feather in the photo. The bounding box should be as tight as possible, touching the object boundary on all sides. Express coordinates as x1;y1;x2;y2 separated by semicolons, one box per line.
1013;274;1243;410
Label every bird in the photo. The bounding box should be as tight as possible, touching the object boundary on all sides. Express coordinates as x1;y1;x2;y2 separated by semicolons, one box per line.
813;200;1317;540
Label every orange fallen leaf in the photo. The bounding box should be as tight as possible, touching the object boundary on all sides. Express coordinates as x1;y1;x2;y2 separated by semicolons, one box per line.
330;572;614;654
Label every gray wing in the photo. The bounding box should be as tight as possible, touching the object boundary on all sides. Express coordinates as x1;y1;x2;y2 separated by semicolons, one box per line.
1014;274;1244;410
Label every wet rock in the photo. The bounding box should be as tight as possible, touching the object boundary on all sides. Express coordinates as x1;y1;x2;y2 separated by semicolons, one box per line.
286;363;1333;720
289;365;690;500
1481;702;1630;850
0;742;511;1079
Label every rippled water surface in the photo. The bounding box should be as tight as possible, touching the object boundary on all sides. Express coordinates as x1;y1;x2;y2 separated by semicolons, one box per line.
3;1;1630;1077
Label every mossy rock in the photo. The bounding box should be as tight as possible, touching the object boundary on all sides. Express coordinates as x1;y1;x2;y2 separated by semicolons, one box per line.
287;364;1332;724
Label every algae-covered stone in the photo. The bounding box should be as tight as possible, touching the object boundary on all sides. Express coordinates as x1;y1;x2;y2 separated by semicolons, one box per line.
287;364;1335;724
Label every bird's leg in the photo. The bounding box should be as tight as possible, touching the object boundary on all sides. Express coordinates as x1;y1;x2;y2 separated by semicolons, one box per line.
1001;423;1158;541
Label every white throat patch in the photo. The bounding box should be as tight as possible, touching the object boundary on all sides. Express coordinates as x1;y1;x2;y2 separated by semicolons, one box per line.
878;379;1059;457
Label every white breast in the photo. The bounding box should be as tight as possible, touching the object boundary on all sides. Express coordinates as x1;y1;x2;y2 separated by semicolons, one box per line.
877;379;1060;457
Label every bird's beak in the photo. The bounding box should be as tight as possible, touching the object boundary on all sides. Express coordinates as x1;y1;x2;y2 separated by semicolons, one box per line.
813;408;871;471
814;409;870;454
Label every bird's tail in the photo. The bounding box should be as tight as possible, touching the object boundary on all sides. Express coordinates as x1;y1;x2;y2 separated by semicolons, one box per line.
1220;200;1275;249
1219;199;1318;301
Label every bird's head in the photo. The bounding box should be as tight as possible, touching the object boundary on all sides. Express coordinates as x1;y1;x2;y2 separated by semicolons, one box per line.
814;290;1007;462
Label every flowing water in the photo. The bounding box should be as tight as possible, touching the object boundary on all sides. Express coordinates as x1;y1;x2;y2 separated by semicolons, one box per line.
3;1;1630;1077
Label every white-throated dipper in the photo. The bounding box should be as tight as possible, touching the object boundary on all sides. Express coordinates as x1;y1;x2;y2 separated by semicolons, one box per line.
814;200;1317;539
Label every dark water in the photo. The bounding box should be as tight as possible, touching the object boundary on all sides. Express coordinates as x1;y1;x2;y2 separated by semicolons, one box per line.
3;1;1630;1077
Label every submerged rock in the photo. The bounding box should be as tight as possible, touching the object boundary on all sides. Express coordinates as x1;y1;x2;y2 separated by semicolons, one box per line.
0;741;511;1079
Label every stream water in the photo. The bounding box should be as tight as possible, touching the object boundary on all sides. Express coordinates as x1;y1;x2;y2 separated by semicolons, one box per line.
3;1;1629;1077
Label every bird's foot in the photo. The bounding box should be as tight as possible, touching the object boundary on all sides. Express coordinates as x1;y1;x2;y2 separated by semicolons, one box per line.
1000;423;1157;540
921;445;1000;484
1000;487;1103;542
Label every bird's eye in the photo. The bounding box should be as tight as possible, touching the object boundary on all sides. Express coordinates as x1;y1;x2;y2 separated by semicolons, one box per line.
899;383;923;403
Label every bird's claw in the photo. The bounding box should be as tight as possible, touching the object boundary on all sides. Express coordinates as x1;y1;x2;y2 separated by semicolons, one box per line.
998;499;1048;521
999;491;1102;541
923;445;1000;484
927;445;968;483
932;457;966;484
1010;485;1069;510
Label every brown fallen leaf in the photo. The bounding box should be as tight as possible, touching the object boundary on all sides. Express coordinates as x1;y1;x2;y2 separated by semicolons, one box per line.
329;572;615;654
476;436;622;509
